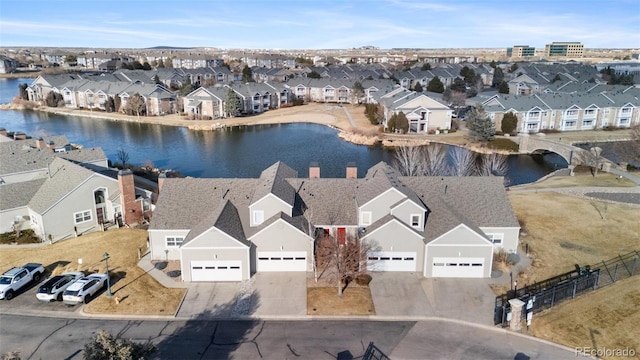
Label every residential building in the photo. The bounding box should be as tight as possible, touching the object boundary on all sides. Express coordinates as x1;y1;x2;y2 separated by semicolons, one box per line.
148;161;519;281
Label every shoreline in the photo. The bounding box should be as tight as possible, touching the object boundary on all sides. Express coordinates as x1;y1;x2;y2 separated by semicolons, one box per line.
1;101;472;148
1;102;484;150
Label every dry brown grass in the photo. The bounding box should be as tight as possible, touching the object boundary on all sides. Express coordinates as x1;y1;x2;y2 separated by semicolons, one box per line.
307;287;375;316
530;276;640;360
0;228;185;315
518;172;636;189
509;192;639;284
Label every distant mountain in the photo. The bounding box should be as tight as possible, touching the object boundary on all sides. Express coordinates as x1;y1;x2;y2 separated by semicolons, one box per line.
145;46;194;50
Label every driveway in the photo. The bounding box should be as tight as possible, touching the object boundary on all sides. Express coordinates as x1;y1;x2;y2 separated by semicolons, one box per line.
175;272;307;319
369;273;496;325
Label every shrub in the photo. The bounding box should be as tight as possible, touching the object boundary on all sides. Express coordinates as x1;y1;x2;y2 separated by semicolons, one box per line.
0;229;40;245
355;274;372;286
501;112;518;135
539;128;561;134
487;138;519;152
84;330;156;360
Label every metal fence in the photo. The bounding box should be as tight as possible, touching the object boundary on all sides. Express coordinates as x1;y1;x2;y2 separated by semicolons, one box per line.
495;250;640;327
362;342;390;360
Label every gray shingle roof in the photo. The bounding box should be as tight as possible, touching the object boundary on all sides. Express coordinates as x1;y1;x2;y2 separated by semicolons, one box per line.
0;136;69;176
182;199;249;247
288;178;359;226
251;162;297;207
28;157;99;214
0;179;46;210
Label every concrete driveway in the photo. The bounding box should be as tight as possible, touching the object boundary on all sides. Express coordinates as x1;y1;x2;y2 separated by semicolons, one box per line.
175;272;307;319
369;273;496;325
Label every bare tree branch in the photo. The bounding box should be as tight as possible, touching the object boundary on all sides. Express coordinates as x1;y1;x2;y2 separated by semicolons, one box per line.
448;146;477;176
477;153;509;176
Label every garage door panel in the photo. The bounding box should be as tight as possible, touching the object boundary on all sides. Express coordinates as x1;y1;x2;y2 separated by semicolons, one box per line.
257;251;307;272
432;257;484;278
367;251;416;272
191;261;242;282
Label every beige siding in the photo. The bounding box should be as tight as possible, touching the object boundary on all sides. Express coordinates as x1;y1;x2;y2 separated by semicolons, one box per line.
361;220;425;272
249;194;292;227
148;229;190;260
360;188;405;225
250;219;313;271
180;247;250;281
424;244;493;277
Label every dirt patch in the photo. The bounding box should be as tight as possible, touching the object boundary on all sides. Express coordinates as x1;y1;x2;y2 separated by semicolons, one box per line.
530;276;640;360
0;228;185;316
307;287;375;316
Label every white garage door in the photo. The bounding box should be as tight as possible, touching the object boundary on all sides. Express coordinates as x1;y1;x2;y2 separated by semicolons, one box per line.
432;257;484;278
367;252;416;272
257;251;307;272
191;261;243;282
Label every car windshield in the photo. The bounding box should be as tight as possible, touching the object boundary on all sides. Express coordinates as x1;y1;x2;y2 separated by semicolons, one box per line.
64;290;79;296
0;276;11;285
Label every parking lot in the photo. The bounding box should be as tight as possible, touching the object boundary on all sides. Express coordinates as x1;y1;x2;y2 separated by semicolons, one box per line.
0;276;102;314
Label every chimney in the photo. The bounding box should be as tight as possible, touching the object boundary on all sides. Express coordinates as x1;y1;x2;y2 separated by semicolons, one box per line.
309;162;320;178
118;169;140;225
36;137;46;149
157;172;167;192
14;132;27;140
346;162;357;179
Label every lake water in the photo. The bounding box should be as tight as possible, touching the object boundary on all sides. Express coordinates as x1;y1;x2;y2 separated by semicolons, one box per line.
0;78;565;184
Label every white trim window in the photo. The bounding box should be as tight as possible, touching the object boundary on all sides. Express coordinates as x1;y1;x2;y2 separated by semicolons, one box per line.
360;211;372;226
486;233;504;245
166;236;184;247
410;214;421;228
253;210;264;225
74;210;92;224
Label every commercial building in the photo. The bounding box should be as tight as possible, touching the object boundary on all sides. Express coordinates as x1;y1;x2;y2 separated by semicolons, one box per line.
544;42;584;58
507;45;536;58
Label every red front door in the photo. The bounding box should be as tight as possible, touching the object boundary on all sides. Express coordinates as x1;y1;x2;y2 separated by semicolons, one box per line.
337;228;346;245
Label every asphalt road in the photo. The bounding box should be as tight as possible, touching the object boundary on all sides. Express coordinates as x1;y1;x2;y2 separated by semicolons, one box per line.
0;314;578;360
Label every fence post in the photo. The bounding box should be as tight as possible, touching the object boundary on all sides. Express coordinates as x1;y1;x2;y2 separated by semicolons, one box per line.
631;257;638;276
551;286;556;307
613;264;618;282
620;255;633;276
572;281;577;299
593;270;600;290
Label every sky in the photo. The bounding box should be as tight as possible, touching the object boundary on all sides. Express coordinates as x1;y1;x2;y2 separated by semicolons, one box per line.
0;0;639;49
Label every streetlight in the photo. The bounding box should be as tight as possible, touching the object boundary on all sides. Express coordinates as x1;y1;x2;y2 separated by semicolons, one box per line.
102;252;112;298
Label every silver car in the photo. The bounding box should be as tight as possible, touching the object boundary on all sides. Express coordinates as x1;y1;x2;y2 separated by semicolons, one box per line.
62;273;108;305
36;272;84;302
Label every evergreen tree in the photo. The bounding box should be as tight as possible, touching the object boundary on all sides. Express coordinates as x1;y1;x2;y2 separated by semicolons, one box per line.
427;76;444;93
450;78;467;93
242;65;254;82
501;112;518;134
308;70;321;79
421;63;431;71
105;96;116;112
413;82;423;92
153;74;162;85
509;63;519;73
489;60;497;69
492;67;504;87
352;81;364;103
18;83;29;100
142;62;152;70
388;113;397;132
225;89;242;117
498;81;510;94
467;105;495;141
396;112;409;133
157;59;165;68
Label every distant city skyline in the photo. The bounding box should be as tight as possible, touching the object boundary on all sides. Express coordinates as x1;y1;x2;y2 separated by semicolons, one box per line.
1;0;639;50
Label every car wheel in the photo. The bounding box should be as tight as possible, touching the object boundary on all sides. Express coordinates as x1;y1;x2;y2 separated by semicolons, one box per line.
5;291;14;301
33;273;41;282
84;295;90;304
57;293;63;301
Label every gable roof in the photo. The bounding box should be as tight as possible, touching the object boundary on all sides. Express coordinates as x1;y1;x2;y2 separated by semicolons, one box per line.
28;157;102;214
0;179;46;210
251;161;297;207
182;199;249;247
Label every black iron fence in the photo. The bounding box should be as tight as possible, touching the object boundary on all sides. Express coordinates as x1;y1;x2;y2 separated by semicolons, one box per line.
495;250;640;327
362;342;390;360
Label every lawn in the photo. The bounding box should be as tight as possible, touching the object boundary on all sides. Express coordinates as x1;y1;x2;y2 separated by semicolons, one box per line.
307;287;375;316
508;192;639;285
0;228;185;315
530;276;640;360
516;171;636;189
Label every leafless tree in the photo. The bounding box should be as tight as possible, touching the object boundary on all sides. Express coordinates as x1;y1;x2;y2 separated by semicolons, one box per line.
576;146;604;176
124;93;146;117
315;233;379;296
393;145;425;176
450;91;467;116
477;153;509;176
116;148;130;168
448;146;477;176
392;144;449;176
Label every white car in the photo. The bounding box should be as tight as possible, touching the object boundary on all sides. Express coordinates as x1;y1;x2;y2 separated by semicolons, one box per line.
36;272;84;302
62;273;108;305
